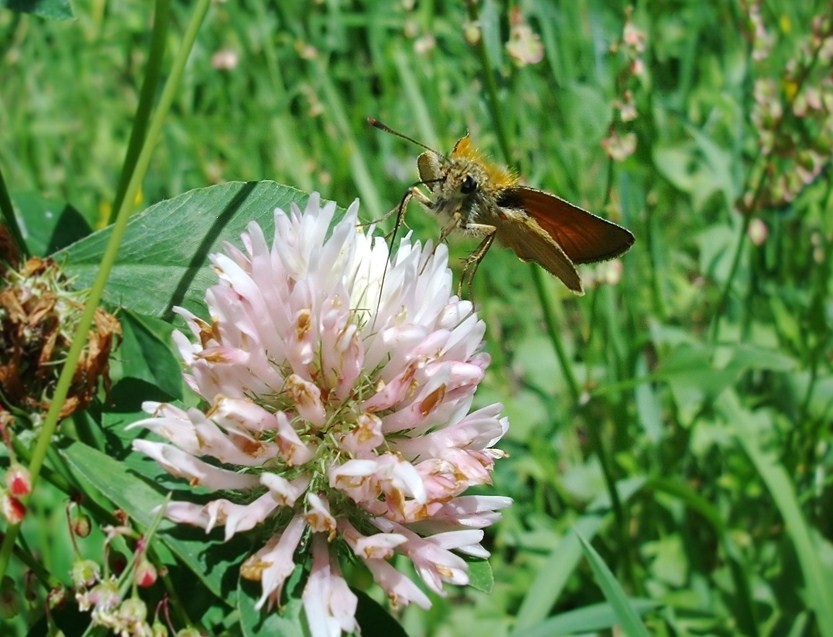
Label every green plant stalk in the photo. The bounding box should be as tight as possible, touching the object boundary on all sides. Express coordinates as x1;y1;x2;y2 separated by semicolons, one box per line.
465;0;511;162
646;206;668;322
532;267;580;402
393;47;441;149
0;161;29;259
709;212;751;344
467;1;635;585
797;180;833;430
0;0;211;582
582;401;627;555
110;0;171;223
466;1;631;577
575;531;651;637
0;18;42;257
251;2;313;195
464;0;580;402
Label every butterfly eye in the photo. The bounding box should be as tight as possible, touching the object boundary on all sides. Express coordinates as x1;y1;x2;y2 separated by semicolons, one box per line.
460;174;478;195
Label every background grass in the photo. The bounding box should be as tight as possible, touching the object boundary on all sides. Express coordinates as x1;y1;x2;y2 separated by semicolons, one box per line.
1;0;832;635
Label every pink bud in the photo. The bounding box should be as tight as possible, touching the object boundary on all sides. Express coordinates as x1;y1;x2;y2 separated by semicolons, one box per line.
6;464;31;497
135;558;158;588
1;493;25;524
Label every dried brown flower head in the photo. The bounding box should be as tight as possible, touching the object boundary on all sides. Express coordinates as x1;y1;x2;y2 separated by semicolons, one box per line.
0;258;121;419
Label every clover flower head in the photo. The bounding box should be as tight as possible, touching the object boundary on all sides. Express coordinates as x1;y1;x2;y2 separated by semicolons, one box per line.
131;194;510;635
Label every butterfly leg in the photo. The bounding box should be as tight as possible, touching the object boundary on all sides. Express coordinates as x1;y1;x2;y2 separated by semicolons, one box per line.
438;213;462;245
369;186;426;324
358;188;420;241
458;223;497;298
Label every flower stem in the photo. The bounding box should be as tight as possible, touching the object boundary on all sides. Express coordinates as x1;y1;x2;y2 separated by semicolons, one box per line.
465;0;511;162
464;0;580;405
110;0;171;223
0;0;211;582
709;212;751;344
532;268;580;402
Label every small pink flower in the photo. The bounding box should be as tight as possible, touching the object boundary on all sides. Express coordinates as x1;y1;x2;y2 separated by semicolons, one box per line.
131;194;510;636
601;130;638;161
506;7;544;67
76;575;120;617
622;20;646;53
211;48;239;71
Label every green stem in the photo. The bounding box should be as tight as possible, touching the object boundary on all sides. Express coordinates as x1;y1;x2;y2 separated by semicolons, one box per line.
0;0;211;582
465;0;512;162
585;402;626;538
465;0;580;406
110;0;171;223
462;5;627;577
533;268;580;402
709;213;751;344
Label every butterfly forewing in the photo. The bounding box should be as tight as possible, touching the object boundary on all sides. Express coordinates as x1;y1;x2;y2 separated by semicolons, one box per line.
499;187;635;264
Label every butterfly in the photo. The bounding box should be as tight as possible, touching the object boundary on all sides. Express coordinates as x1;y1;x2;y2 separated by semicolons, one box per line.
370;118;635;294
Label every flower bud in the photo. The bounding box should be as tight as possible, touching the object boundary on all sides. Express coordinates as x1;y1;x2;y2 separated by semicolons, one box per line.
117;597;148;624
71;559;101;589
1;492;25;524
47;586;68;609
152;621;170;637
135;558;158;588
748;218;768;246
5;464;31;497
73;513;92;538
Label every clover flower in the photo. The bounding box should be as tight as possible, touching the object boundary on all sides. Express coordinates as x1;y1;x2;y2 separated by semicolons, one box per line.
131;194;510;635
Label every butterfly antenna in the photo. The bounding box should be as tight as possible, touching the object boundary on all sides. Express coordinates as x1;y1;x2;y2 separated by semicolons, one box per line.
367;117;438;154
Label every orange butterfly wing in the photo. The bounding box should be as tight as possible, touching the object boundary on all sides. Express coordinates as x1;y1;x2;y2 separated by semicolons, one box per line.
497;187;635;264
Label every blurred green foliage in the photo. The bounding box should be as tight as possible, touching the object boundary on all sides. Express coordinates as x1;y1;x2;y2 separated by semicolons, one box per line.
1;0;832;635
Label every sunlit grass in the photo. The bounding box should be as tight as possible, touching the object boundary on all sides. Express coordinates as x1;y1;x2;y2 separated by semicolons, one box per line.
1;1;831;635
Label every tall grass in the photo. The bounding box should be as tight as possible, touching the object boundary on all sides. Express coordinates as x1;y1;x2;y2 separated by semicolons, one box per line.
1;1;831;635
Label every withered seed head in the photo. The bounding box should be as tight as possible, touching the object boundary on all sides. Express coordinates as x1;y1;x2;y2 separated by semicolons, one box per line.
0;258;121;420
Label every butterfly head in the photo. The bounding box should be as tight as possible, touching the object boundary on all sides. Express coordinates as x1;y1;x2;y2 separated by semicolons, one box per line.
417;135;518;219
